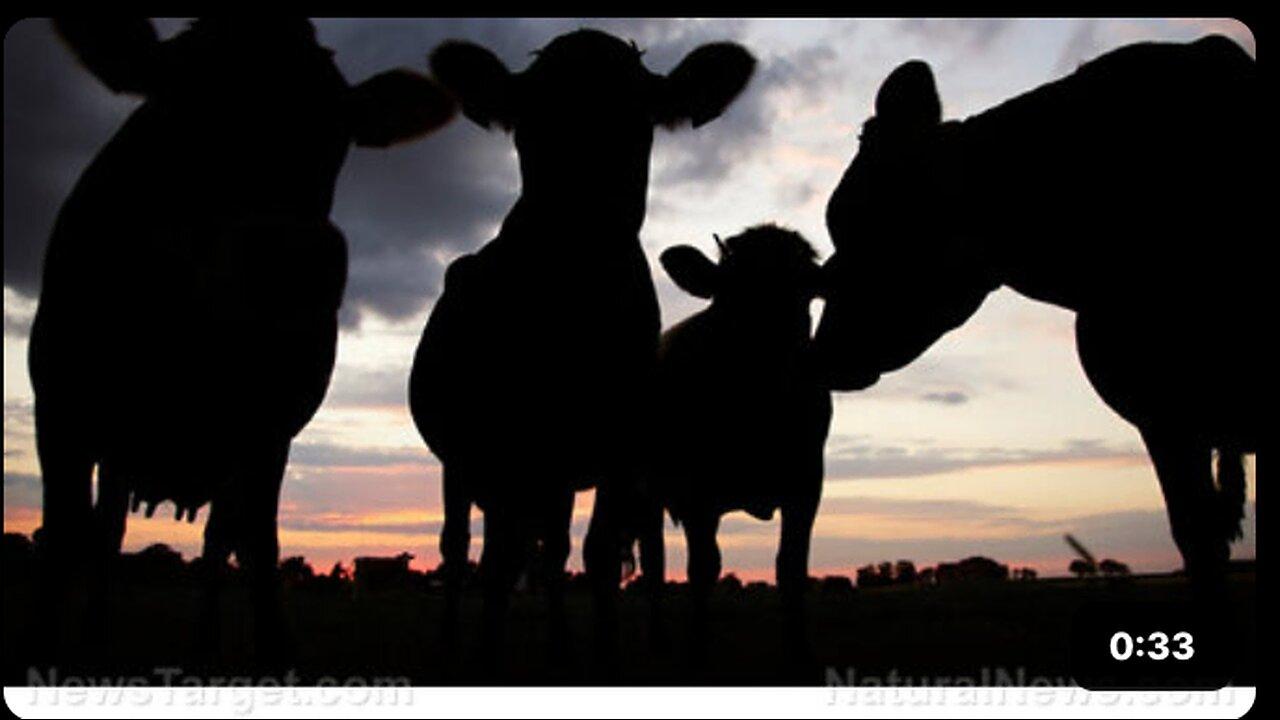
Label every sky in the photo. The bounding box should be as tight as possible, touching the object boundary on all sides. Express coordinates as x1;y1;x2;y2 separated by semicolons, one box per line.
3;18;1257;580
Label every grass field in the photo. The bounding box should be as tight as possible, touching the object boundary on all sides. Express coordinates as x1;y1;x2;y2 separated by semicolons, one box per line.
4;569;1255;687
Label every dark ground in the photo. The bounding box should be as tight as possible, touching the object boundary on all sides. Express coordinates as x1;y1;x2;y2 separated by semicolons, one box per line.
3;569;1255;687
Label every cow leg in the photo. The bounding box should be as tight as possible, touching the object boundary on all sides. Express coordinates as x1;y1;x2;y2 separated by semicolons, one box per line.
478;498;522;672
684;511;721;663
540;487;575;663
637;493;667;651
583;482;624;671
1140;425;1230;607
439;465;471;652
84;464;129;648
35;405;94;559
235;440;292;667
92;465;129;558
778;492;819;660
32;399;95;662
197;496;234;662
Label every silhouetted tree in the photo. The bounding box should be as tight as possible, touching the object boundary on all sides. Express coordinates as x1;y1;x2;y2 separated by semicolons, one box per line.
119;543;186;582
895;560;918;585
354;552;414;593
917;567;936;587
3;533;36;580
820;575;855;596
857;563;889;589
927;556;1011;584
718;573;744;594
1069;559;1098;579
279;556;315;586
1099;559;1131;577
328;562;350;583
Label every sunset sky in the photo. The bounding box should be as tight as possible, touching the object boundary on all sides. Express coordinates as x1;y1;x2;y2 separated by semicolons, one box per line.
3;18;1256;580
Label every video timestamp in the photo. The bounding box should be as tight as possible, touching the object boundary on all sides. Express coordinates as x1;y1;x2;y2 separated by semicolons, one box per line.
1071;602;1235;690
1108;630;1194;661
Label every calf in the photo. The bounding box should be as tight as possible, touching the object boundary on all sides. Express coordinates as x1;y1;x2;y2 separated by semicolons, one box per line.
408;29;754;665
29;18;454;660
645;224;833;654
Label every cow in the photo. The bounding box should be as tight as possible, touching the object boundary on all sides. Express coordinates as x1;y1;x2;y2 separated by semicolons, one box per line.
813;35;1258;605
28;18;455;661
639;224;832;658
408;29;755;667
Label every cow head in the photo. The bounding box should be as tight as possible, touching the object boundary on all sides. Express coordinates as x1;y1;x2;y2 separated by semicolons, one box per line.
813;60;997;390
429;29;754;227
53;18;456;206
662;224;821;336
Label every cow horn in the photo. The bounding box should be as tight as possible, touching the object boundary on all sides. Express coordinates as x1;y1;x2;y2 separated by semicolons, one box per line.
713;233;727;256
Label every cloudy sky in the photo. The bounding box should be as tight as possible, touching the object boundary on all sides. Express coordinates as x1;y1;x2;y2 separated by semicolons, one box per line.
3;18;1256;579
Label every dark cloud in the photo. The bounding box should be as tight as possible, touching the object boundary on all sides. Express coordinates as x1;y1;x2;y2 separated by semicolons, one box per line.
834;352;1020;406
654;42;840;188
920;390;968;405
4;309;31;338
714;494;1058;537
4;19;796;329
772;178;822;210
822;494;1034;521
823;436;1145;480
289;440;432;469
3;19;139;298
898;19;1012;55
3;471;41;509
322;365;415;408
4;289;36;337
280;514;441;537
4;397;33;420
1055;20;1107;75
3;399;35;460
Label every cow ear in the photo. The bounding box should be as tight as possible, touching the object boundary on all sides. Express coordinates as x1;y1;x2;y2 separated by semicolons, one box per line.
429;40;516;131
347;69;457;148
654;42;755;128
53;18;160;95
875;59;942;128
660;245;719;299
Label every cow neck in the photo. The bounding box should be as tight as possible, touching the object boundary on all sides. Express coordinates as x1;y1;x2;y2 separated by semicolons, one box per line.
493;196;645;259
951;111;1085;313
706;302;812;358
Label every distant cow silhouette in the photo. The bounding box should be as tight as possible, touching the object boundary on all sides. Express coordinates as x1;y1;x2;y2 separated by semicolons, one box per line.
408;29;754;665
28;18;454;660
814;36;1258;600
641;225;832;656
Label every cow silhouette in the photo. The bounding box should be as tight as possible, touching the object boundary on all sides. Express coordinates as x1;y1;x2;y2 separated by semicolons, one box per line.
814;36;1258;601
408;29;754;666
641;225;832;657
28;18;455;660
